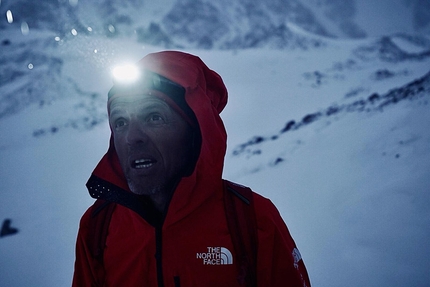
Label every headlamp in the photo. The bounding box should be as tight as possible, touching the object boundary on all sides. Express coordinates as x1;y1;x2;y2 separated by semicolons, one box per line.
109;68;185;99
107;67;199;129
111;64;140;84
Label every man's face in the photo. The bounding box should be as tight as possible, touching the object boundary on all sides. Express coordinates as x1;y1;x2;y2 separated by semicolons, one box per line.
109;93;194;196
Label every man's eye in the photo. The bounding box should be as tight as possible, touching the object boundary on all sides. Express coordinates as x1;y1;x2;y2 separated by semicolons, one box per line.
148;114;165;124
114;119;127;129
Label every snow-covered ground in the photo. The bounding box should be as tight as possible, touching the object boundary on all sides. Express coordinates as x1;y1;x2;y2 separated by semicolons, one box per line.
1;29;430;287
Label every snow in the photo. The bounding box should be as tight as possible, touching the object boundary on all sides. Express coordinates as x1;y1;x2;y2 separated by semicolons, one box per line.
354;0;415;36
1;30;430;287
391;35;430;54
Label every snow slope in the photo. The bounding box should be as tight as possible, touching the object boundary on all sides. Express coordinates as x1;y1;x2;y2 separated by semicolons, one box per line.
1;28;430;287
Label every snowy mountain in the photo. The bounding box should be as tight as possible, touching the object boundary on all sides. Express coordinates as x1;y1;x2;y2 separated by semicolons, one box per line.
1;1;430;287
1;0;429;49
1;0;430;123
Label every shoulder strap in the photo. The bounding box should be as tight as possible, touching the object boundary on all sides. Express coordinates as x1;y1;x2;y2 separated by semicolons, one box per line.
223;180;258;287
88;199;116;263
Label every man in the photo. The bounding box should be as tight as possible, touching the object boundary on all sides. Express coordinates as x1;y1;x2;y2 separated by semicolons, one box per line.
72;51;311;286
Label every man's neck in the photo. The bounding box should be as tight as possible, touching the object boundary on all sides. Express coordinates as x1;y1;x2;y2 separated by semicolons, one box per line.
149;193;169;214
147;182;177;214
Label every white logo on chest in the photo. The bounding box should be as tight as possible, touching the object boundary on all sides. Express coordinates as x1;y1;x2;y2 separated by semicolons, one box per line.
196;247;233;265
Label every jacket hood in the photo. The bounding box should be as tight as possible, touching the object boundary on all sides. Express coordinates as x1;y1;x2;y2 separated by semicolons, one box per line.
90;51;228;226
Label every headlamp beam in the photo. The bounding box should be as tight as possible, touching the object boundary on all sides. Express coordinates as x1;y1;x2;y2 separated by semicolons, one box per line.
112;64;140;84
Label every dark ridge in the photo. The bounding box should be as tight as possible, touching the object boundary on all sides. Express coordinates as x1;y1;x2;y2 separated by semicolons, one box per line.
232;70;430;157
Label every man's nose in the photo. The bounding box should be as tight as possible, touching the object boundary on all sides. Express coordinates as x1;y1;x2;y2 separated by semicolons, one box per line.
125;118;149;145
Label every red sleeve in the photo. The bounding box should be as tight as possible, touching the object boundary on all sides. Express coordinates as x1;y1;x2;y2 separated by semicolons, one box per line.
254;193;311;287
72;208;103;287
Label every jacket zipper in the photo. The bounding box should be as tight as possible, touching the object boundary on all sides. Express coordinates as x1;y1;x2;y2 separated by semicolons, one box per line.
155;225;181;287
155;226;164;287
173;276;180;287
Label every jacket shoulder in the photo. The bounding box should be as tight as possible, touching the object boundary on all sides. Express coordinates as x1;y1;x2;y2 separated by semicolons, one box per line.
77;200;105;231
78;205;94;228
252;192;283;224
250;191;311;287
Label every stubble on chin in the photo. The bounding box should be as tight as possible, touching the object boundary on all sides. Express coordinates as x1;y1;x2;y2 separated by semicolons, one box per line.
127;178;162;196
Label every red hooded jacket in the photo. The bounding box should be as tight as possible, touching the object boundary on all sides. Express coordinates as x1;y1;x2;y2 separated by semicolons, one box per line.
72;51;311;287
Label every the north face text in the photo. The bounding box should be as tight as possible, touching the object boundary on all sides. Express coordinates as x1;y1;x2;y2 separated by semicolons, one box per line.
196;247;233;265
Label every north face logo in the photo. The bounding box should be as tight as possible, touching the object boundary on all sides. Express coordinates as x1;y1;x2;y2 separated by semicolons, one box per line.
196;247;233;265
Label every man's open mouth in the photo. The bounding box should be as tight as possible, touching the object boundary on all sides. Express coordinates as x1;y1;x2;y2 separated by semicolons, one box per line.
132;159;156;169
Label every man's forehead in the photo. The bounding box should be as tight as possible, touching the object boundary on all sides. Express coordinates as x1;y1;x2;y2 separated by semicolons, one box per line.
109;93;171;114
109;93;169;110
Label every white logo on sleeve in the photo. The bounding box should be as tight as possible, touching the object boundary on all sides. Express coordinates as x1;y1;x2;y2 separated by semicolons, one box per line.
196;247;233;265
292;247;302;269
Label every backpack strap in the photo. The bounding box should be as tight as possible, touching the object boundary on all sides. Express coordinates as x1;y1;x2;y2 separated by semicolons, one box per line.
223;180;258;287
88;199;116;264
